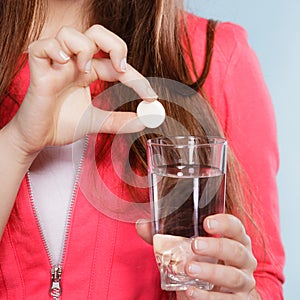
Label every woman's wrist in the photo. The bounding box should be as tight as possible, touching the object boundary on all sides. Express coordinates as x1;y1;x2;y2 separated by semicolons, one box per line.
0;123;39;240
1;121;39;167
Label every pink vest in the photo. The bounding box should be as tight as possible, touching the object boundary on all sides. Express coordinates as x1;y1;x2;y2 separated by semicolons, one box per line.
0;14;285;299
0;148;167;299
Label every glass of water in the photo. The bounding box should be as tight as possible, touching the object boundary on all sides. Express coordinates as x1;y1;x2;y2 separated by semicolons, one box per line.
147;136;227;291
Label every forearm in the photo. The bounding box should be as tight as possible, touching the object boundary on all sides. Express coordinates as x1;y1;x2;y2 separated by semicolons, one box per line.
0;123;37;239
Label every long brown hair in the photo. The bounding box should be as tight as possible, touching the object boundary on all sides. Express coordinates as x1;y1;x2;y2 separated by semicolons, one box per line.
0;0;45;100
88;0;248;218
0;0;255;232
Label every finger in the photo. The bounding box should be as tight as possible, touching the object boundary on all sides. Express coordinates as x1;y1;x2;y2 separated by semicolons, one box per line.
185;287;240;300
56;26;98;73
186;261;256;293
135;219;153;245
90;107;145;134
186;288;262;299
204;214;252;249
73;102;145;136
90;58;158;101
84;24;128;73
28;38;70;68
191;237;257;270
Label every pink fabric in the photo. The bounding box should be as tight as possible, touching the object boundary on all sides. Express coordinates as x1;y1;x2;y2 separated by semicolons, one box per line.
0;14;285;299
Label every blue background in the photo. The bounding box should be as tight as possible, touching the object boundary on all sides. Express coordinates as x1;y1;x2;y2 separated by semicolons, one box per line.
186;0;299;299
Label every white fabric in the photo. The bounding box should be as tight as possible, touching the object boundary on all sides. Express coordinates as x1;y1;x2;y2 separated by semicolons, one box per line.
29;139;85;265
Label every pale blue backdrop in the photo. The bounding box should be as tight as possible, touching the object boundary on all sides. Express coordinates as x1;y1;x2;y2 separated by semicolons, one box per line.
185;0;299;299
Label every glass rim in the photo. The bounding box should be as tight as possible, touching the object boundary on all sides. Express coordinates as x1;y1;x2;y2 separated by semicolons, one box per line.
147;135;227;148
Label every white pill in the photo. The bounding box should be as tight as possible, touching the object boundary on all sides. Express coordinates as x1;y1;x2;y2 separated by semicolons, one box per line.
137;100;166;128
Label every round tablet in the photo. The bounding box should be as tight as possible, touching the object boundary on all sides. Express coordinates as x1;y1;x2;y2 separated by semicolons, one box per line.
136;100;166;128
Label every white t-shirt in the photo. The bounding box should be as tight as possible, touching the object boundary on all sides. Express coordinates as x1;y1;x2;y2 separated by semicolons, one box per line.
29;139;85;265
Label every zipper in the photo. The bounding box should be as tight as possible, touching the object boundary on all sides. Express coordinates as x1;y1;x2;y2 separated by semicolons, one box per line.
26;137;89;299
50;265;63;299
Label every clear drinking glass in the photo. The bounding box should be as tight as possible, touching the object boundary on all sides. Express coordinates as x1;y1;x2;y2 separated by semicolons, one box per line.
147;136;227;291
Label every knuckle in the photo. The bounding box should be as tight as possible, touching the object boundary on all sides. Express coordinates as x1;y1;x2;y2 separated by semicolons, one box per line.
119;39;128;52
58;25;71;36
236;220;245;236
229;214;243;229
231;270;245;289
208;264;219;282
238;225;245;238
110;38;128;53
27;41;36;53
79;42;94;54
28;39;57;55
216;238;225;256
250;255;258;271
245;234;252;246
248;274;256;290
90;24;105;32
88;24;127;53
223;214;239;232
227;213;237;223
47;39;59;50
226;213;238;225
233;242;245;260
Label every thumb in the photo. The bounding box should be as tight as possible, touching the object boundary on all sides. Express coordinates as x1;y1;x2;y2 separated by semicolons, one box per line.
75;105;145;137
136;219;153;245
90;107;145;134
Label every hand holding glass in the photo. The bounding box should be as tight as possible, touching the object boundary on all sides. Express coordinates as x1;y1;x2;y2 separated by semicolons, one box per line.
147;136;227;291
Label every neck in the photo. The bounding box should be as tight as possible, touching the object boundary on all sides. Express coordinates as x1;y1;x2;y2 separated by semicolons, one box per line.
41;0;89;39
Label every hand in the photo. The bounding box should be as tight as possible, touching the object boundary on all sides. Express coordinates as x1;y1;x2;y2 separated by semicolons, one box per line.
8;25;157;156
181;214;260;299
136;215;260;299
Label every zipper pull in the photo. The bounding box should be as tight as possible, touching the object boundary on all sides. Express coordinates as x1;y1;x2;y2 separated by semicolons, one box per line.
50;265;63;299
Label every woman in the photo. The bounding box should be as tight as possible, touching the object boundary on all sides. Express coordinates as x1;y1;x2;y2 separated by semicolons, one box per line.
0;0;284;299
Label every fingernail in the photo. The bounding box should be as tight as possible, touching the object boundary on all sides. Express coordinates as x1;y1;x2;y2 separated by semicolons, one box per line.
188;263;202;275
135;219;147;228
59;50;70;61
195;239;208;251
136;219;147;225
120;58;127;72
146;87;159;99
85;59;92;73
207;218;218;230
